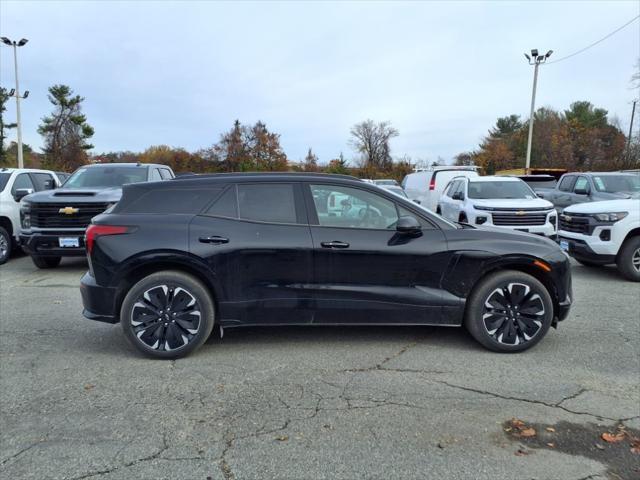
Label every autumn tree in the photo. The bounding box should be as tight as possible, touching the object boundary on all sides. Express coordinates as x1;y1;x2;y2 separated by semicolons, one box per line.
38;85;94;171
303;148;319;172
349;119;398;169
325;153;349;175
454;152;475;166
0;87;17;166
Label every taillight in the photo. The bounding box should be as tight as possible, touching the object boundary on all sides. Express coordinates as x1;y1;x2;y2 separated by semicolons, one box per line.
429;177;436;191
86;224;129;255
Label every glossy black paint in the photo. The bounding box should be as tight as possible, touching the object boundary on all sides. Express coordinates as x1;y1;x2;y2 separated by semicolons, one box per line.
81;173;572;328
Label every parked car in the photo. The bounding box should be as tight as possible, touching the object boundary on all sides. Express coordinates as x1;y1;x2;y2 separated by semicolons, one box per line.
536;172;640;212
507;174;557;191
54;171;71;185
378;185;409;198
0;167;61;265
559;199;640;281
437;176;557;237
402;166;479;211
20;163;174;269
80;172;571;359
373;179;399;186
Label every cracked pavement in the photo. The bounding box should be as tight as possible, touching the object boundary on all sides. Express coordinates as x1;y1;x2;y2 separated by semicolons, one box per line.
1;255;639;479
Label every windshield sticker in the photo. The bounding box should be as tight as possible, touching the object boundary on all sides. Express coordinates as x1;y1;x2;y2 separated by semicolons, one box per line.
594;177;606;191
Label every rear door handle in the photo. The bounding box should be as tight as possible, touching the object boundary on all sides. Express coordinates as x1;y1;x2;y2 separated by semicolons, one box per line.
321;241;350;249
199;235;229;245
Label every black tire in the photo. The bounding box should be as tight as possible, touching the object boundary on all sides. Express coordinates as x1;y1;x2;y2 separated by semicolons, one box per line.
120;270;215;359
459;213;468;223
464;270;553;353
31;255;62;269
0;227;11;265
436;206;442;215
575;259;601;268
616;236;640;282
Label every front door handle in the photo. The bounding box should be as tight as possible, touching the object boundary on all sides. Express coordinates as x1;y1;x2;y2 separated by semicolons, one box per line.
199;235;229;245
321;240;350;249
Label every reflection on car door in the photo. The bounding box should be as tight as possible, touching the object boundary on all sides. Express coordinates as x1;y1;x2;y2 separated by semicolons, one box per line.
190;183;315;325
304;183;453;325
555;175;576;211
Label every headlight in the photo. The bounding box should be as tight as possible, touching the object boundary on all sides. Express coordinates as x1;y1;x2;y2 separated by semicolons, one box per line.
20;202;31;229
592;212;628;222
473;205;494;211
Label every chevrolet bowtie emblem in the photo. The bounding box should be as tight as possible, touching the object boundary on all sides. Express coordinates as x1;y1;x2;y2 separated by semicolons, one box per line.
59;206;79;215
516;210;525;216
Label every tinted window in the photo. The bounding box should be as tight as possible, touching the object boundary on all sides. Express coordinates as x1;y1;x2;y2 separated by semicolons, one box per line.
64;166;148;189
204;186;238;218
592;175;640;193
311;184;398;229
238;184;297;224
160;168;173;180
574;177;590;193
11;173;34;194
150;169;163;181
124;188;222;214
0;173;11;192
558;176;576;192
468;181;535;199
398;205;432;229
31;173;55;191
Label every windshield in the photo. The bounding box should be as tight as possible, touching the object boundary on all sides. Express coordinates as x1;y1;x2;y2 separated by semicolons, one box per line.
468;180;536;199
0;172;10;192
64;166;148;189
522;179;557;189
592;175;640;193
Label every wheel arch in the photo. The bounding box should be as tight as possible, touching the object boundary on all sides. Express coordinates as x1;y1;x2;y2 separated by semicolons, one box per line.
622;226;640;245
0;216;13;236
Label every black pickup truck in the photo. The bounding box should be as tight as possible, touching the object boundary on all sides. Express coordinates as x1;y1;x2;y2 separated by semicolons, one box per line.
20;163;174;268
536;172;640;212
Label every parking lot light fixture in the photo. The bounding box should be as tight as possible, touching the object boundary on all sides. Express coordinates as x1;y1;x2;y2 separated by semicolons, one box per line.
1;36;29;168
524;48;552;173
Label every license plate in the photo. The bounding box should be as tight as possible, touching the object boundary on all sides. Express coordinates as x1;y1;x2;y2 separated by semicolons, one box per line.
560;240;569;252
59;237;80;248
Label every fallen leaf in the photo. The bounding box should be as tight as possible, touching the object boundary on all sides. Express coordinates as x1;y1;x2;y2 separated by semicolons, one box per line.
520;428;536;438
83;384;95;391
601;432;625;443
510;418;525;428
275;435;289;442
54;300;62;304
545;427;556;433
546;442;556;448
594;443;605;450
630;439;640;454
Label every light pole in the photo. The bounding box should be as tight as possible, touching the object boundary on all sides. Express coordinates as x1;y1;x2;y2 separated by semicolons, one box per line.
1;37;29;169
523;48;552;173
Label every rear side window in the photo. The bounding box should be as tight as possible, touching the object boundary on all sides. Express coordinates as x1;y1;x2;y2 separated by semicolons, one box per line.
558;176;576;192
204;186;238;218
11;173;35;194
160;168;173;180
124;188;222;214
0;173;10;192
238;184;297;224
150;169;163;181
30;173;55;191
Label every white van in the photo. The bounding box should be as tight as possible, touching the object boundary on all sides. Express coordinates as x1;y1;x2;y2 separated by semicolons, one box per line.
401;166;479;212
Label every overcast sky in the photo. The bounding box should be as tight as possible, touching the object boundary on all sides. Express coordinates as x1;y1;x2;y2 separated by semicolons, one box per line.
1;0;638;165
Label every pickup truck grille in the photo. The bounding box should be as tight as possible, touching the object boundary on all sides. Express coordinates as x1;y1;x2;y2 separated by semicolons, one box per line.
30;203;110;229
491;211;548;226
559;214;590;234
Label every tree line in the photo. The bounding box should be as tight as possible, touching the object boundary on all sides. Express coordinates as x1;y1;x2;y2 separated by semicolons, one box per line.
1;83;637;179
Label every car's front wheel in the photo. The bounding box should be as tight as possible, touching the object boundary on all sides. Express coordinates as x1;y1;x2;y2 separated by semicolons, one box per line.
120;270;215;359
31;255;62;269
616;236;640;282
0;227;11;265
464;270;553;352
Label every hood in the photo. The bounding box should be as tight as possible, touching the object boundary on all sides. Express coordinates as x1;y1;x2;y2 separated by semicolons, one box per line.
471;197;554;210
24;186;123;204
564;199;640;214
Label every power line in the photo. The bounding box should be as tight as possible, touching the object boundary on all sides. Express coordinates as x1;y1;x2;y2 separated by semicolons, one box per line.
545;15;640;65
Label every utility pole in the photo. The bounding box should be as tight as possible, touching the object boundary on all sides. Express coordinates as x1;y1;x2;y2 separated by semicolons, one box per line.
1;37;29;169
626;99;637;161
523;49;553;173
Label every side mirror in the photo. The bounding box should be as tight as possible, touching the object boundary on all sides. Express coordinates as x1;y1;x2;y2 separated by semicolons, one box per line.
44;179;56;190
396;215;422;235
574;187;589;195
13;188;33;202
452;192;464;201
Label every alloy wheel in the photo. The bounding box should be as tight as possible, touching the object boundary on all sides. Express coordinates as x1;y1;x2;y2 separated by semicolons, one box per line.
0;234;8;261
632;248;640;273
130;284;201;351
482;282;544;345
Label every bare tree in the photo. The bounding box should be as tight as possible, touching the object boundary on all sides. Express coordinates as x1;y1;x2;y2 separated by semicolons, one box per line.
349;120;398;169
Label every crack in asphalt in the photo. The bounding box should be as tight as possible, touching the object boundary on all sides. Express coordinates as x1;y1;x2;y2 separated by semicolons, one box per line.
0;440;42;466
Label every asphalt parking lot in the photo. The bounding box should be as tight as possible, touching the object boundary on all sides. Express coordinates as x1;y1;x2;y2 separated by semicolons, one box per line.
1;254;639;480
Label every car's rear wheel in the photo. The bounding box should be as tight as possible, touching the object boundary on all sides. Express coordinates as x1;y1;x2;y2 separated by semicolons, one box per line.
31;255;62;269
616;236;640;282
0;227;11;265
464;270;553;352
120;271;215;359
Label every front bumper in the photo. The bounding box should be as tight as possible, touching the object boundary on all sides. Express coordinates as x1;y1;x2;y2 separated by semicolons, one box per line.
80;272;119;323
20;231;87;257
558;235;616;265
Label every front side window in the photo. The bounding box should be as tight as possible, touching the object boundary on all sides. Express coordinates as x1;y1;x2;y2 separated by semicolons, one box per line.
468;181;536;199
11;173;34;194
238;184;297;224
160;168;173;180
64;166;149;189
311;184;398;230
30;173;55;191
574;177;590;193
558;176;576;192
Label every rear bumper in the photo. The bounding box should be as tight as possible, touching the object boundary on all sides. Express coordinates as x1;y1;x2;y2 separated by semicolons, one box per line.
20;231;86;257
558;236;616;265
80;272;119;323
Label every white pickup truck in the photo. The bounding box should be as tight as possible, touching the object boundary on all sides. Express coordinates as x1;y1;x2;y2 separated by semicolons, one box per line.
558;199;640;281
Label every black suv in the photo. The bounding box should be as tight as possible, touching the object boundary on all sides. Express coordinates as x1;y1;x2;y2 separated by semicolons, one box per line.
20;163;174;268
80;173;572;359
